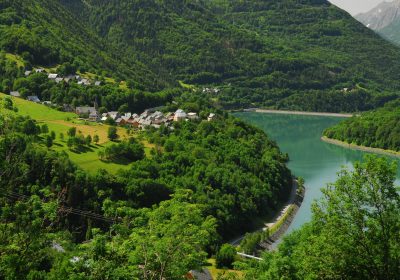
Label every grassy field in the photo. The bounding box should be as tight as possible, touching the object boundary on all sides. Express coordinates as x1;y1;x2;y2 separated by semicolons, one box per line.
1;92;153;174
78;71;128;89
6;53;25;68
206;258;243;279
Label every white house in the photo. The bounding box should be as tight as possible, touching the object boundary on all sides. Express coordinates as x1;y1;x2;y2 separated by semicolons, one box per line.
174;109;187;122
48;73;58;79
187;112;199;120
10;91;21;97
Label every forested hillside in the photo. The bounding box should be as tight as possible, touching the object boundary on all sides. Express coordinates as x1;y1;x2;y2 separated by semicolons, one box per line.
59;0;400;111
0;94;293;278
0;0;169;90
324;100;400;151
1;0;400;111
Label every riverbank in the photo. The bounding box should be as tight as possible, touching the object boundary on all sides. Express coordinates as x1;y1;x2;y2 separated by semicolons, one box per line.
231;178;303;251
239;108;354;118
261;183;305;251
321;136;400;159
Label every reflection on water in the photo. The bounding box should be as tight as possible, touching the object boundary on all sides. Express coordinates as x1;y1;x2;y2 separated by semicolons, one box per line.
234;112;400;233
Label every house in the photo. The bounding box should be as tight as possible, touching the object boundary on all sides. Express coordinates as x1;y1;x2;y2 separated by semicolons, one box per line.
115;118;128;126
187;112;199;120
140;119;152;128
27;96;41;103
89;111;100;122
94;81;102;86
42;101;52;106
35;68;45;73
78;79;91;86
207;113;216;122
174;109;187;122
10;91;21;98
76;106;97;116
107;112;120;120
48;73;58;79
24;71;32;76
55;77;64;83
127;119;140;128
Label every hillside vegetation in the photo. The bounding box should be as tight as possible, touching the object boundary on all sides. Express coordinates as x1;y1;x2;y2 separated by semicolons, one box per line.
1;0;400;111
324;101;400;152
60;0;400;111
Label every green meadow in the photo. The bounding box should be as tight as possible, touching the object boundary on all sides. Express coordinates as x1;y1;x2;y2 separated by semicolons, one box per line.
1;92;153;174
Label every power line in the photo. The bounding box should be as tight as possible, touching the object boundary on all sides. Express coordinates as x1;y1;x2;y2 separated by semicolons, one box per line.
0;189;116;223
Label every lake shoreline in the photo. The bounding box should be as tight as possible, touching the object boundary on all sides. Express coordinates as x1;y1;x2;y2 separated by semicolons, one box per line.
321;136;400;158
230;178;304;253
236;109;354;118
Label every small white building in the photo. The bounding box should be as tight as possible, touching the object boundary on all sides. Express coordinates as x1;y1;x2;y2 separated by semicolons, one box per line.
10;91;21;98
174;109;187;122
48;73;58;79
187;112;199;120
208;113;216;122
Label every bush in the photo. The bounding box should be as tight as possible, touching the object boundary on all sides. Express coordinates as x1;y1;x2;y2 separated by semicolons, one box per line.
216;244;236;269
100;138;145;162
108;126;118;141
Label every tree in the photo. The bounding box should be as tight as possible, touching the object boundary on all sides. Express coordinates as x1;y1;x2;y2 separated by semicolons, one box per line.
67;127;76;137
93;134;99;144
128;193;217;279
59;132;64;141
107;127;118;141
247;156;400;280
50;131;56;140
216;244;236;269
85;135;92;146
46;135;53;148
41;124;49;134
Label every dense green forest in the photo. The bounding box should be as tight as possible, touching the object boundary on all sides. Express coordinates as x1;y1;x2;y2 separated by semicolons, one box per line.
0;95;292;278
324;101;400;151
1;0;400;111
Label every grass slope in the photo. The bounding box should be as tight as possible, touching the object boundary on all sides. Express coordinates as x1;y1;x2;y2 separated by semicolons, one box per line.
1;92;153;174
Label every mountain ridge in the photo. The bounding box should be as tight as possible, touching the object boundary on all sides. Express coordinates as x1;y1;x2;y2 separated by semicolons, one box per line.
1;0;400;111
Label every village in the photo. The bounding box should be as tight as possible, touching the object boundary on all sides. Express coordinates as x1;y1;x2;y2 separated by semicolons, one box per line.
9;68;217;130
75;105;217;129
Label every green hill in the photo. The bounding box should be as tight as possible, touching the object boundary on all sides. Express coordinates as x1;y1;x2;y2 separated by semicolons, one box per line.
0;92;143;173
0;0;168;90
58;0;400;112
323;101;400;152
2;0;400;111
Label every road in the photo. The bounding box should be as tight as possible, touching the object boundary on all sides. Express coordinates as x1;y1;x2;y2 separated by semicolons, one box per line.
230;179;298;247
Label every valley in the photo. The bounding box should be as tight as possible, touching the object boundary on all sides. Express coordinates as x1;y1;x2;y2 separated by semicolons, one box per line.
0;0;400;279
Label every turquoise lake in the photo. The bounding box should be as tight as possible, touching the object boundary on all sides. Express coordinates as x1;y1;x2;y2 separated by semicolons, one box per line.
235;112;400;234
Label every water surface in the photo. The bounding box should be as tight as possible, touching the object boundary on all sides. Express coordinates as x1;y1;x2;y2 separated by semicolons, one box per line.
235;112;400;233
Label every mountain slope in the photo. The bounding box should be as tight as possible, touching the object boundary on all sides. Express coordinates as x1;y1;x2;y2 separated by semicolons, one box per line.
0;0;169;90
2;0;400;111
355;1;400;30
355;0;400;45
59;0;400;111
